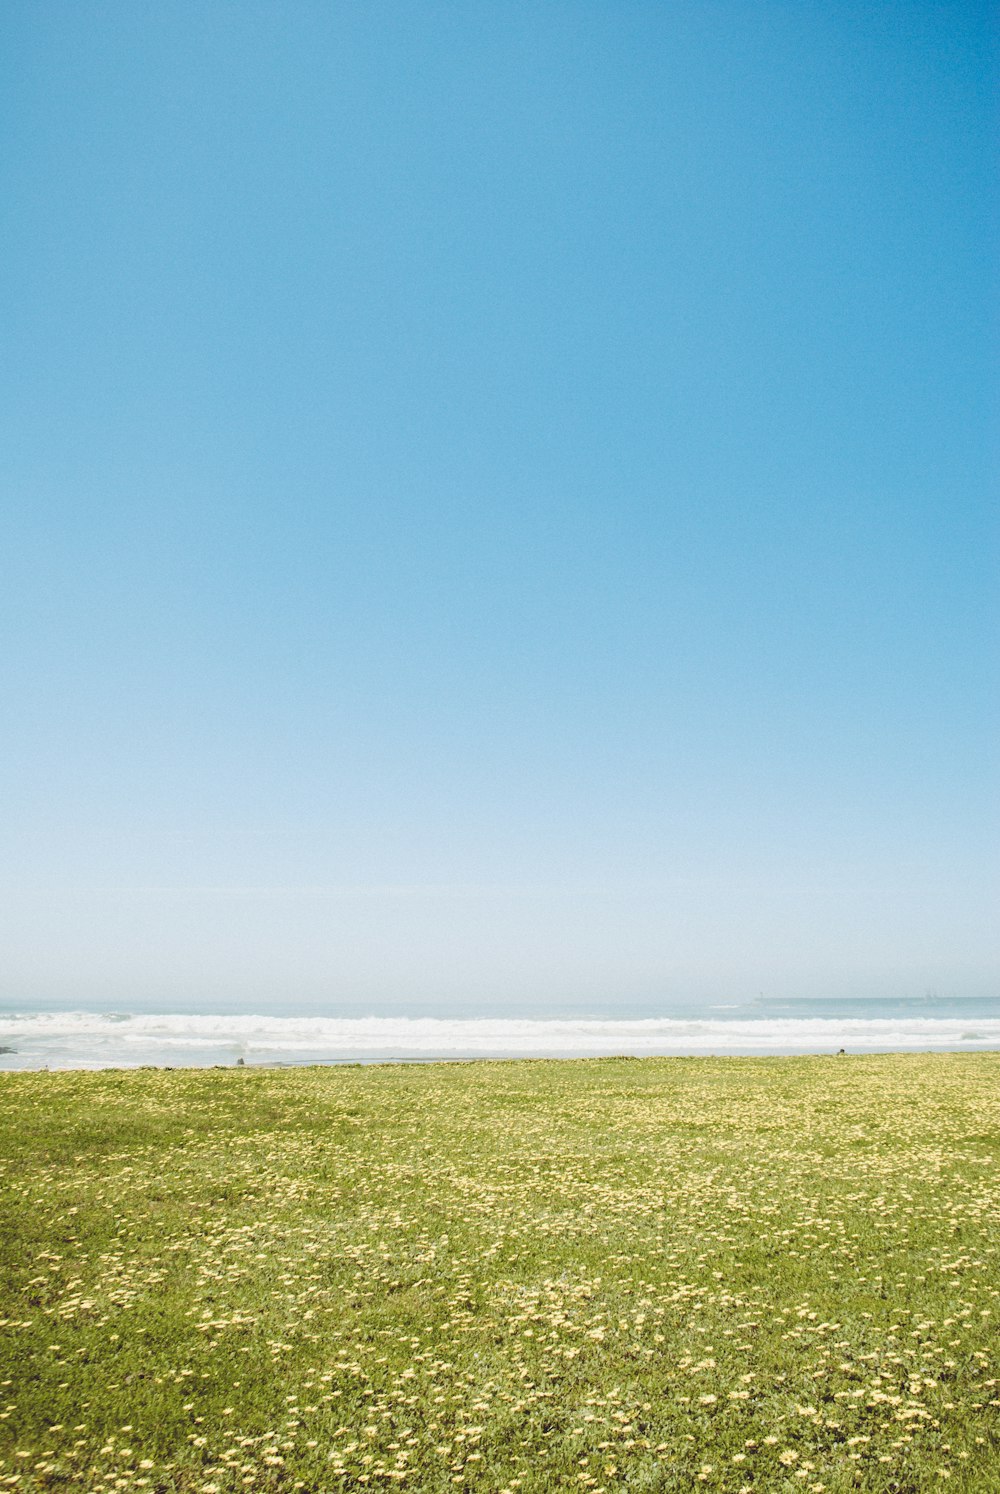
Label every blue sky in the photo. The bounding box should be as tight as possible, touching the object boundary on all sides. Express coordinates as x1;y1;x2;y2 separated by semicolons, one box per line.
2;1;996;1013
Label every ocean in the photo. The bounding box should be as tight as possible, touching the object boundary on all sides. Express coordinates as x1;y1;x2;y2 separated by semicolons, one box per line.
0;996;997;1070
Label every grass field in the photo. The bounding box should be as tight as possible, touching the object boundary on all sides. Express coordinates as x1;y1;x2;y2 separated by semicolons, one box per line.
0;1053;997;1492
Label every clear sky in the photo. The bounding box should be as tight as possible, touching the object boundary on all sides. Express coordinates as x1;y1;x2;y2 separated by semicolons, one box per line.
2;1;996;1015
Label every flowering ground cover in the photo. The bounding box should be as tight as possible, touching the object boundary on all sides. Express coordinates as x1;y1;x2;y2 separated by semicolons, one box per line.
0;1052;997;1492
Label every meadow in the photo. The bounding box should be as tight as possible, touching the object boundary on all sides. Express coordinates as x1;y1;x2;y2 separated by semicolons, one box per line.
0;1053;997;1492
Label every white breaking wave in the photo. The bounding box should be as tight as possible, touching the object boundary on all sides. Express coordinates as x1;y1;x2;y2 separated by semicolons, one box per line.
0;1010;998;1070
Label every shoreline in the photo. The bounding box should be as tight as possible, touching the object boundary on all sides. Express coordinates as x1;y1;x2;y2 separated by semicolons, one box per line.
3;1007;999;1072
2;1043;998;1074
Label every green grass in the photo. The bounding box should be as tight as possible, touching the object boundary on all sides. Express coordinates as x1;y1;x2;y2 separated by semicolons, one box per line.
1;1053;998;1492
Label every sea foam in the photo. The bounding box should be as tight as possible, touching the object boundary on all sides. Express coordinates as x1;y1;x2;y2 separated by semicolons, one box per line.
0;1010;998;1070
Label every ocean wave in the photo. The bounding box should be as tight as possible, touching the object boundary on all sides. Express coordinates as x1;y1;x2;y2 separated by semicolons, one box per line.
0;1010;998;1070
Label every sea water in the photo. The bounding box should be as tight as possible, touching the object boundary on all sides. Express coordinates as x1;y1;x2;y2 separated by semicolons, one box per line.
0;996;997;1070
